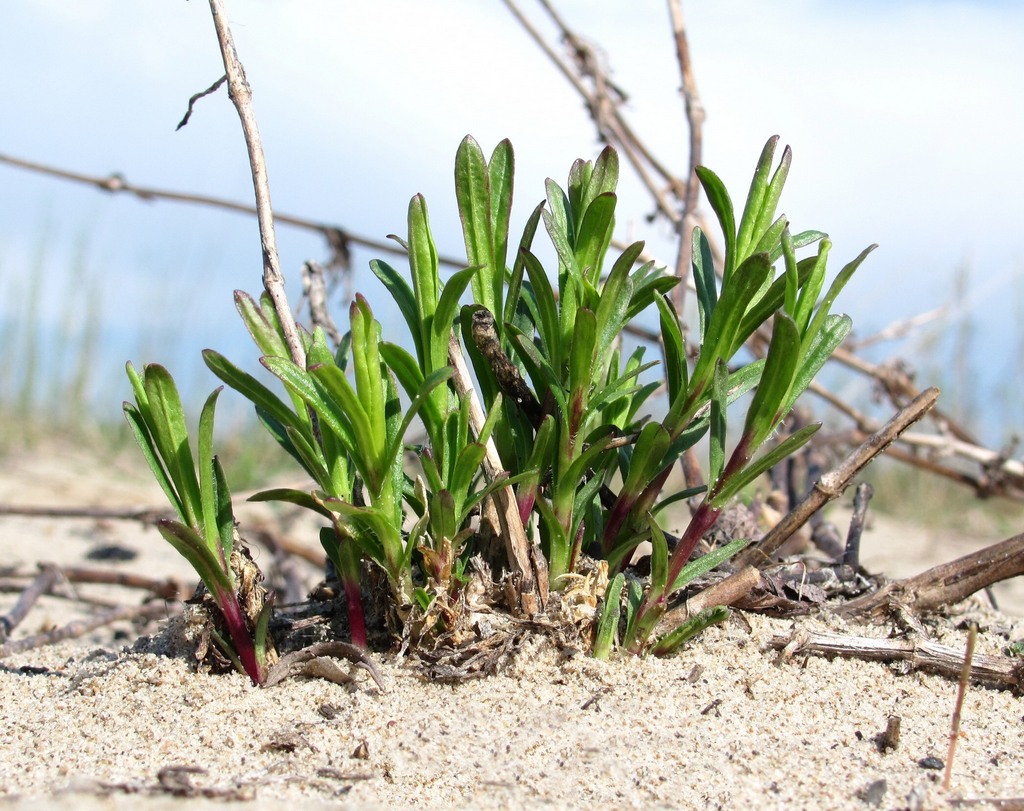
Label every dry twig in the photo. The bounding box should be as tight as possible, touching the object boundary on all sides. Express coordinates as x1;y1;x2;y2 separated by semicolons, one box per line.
737;387;940;567
836;531;1024;618
770;625;1020;691
447;333;548;614
0;601;177;659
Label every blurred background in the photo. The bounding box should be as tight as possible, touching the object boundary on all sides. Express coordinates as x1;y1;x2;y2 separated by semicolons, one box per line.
1;0;1022;448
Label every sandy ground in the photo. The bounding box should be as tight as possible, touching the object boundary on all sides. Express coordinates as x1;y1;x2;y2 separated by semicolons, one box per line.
1;447;1022;810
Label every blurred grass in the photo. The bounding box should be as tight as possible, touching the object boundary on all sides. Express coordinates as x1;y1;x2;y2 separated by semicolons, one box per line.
0;228;297;493
1;229;1019;527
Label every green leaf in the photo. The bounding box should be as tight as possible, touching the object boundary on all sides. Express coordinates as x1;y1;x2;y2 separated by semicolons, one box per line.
143;365;202;529
575;192;616;286
382;366;454;475
621;422;670;497
157;519;233;598
742;313;802;450
802;244;876;347
433;264;480;366
670;537;748;593
197;385;223;551
655;295;687;405
691;227;717;339
568;308;597;412
456;135;498;315
489;139;515;309
786;314;852;415
234;290;288;360
593;572;625;660
708;359;728;486
212;456;235;564
371;258;424;365
650;606;730;657
690;252;772;387
648;513;670;596
504;199;545;328
203;349;308;437
520;249;561;370
735;136;780;261
122;401;184;521
594;241;642;361
543;178;577;270
715;423;821;505
695;165;736;280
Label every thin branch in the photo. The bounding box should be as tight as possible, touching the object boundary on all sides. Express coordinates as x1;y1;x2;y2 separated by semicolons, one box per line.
447;333;548;614
208;0;301;368
0;151;464;270
736;388;940;568
770;627;1021;691
176;74;227;130
0;601;177;659
944;624;977;791
0;565;59;644
836;531;1024;618
667;0;705;313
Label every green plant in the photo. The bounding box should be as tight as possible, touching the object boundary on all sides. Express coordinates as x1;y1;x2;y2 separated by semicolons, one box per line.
132;134;870;661
123;362;274;684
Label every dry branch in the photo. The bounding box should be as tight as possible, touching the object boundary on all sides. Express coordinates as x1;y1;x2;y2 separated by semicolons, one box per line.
770;626;1021;691
0;151;463;270
836;531;1024;618
208;0;304;367
0;565;59;644
0;601;177;659
447;334;548;614
737;387;940;568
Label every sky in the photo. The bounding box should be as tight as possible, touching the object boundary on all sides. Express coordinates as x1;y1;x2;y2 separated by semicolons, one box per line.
1;1;1022;441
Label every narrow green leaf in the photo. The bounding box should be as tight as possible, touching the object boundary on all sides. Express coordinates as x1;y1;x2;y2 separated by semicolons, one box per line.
197;386;223;551
651;606;730;656
786;314;852;415
735;135;780;263
691;227;717;339
370;258;423;365
157;519;233;597
203;349;308;437
742;313;802;450
489;139;515;310
593;572;625;659
648;514;669;597
655;295;687;405
234;290;288;360
123;402;185;521
695;165;736;280
670;537;749;593
456;135;497;314
575;192;616;286
212;456;234;564
144;365;202;528
518;250;562;370
543;177;577;268
708;359;728;486
714;423;820;504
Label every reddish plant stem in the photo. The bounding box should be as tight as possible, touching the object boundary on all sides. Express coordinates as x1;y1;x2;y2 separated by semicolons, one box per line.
213;586;264;685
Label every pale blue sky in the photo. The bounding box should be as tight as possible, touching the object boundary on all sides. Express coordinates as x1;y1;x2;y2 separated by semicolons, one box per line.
1;2;1022;438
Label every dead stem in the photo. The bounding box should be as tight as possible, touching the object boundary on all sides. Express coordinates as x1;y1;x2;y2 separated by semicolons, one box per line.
944;624;977;791
770;624;1019;691
207;0;300;367
0;601;177;659
737;388;939;567
836;531;1024;618
447;333;548;614
0;151;462;270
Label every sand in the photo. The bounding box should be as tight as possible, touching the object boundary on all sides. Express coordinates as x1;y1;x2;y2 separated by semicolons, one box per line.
1;447;1022;810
